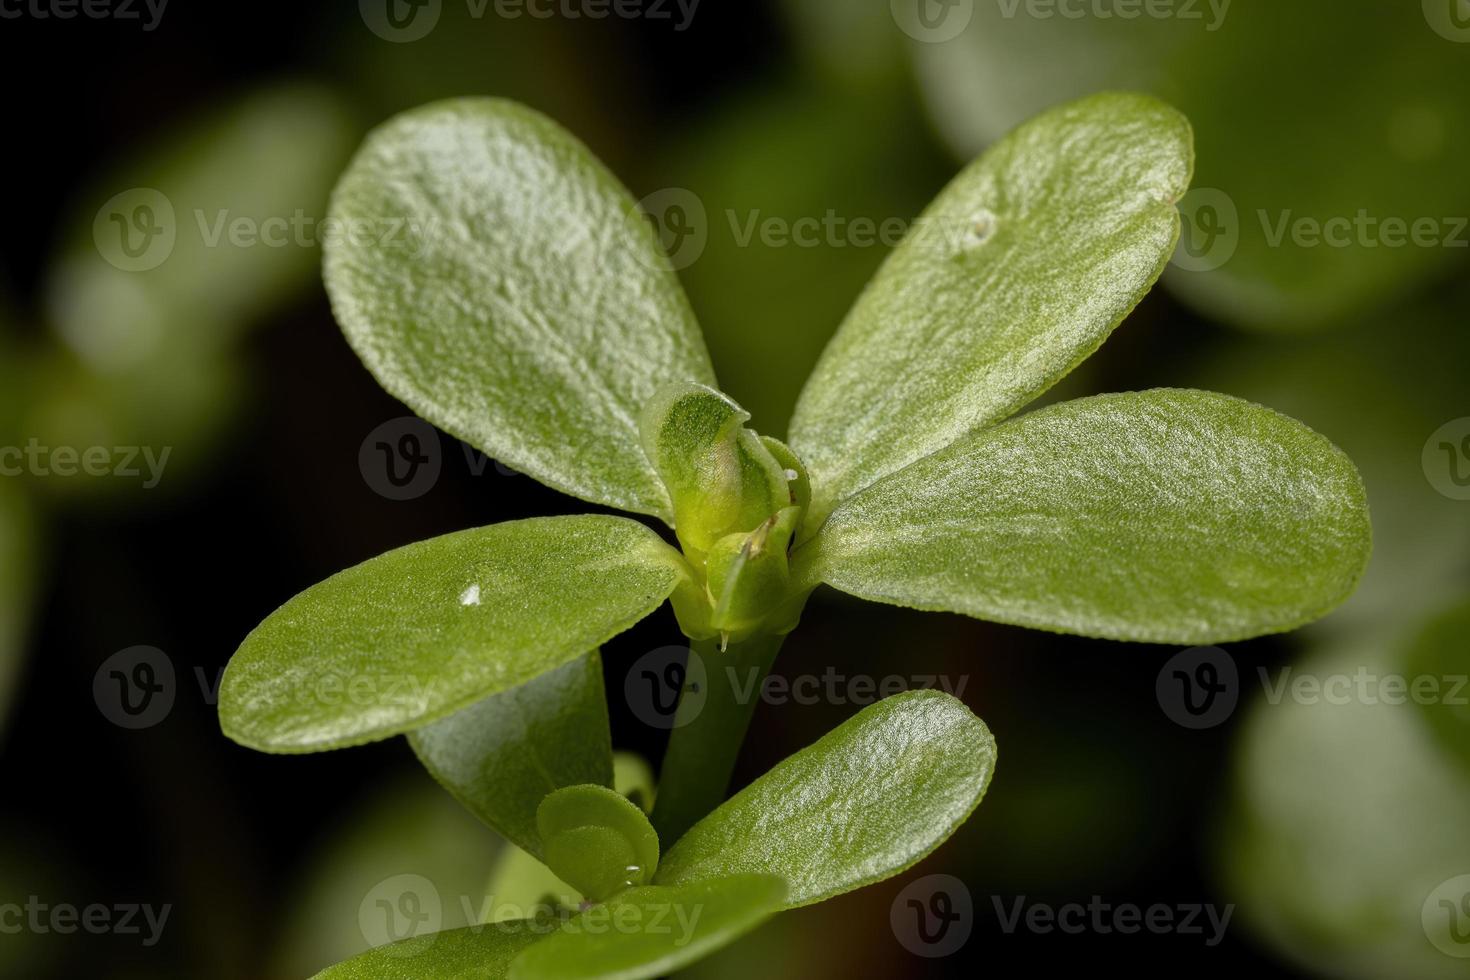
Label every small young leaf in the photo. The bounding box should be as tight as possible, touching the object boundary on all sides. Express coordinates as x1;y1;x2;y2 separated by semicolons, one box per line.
220;516;688;752
507;875;787;980
800;389;1371;644
410;653;614;858
639;382;790;559
789;92;1191;524
655;691;995;908
324;98;717;519
537;785;659;901
310;920;543;979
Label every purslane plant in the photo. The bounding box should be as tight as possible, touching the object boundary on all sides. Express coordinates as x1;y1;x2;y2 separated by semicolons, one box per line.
219;92;1371;978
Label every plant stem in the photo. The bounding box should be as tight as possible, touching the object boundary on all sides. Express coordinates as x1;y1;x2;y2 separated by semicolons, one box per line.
651;631;785;845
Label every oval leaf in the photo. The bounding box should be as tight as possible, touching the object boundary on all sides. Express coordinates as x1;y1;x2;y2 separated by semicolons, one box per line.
410;652;614;857
311;920;543;979
221;516;687;752
655;691;995;908
537;784;660;901
801;389;1371;644
508;875;787;980
324;98;717;518
789;92;1191;524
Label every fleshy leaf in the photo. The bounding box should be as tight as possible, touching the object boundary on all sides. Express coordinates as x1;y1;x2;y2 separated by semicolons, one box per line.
410;652;614;858
508;876;787;980
311;920;543;979
537;785;660;902
655;691;995;908
789;92;1191;524
800;389;1371;644
220;516;687;752
324;98;716;519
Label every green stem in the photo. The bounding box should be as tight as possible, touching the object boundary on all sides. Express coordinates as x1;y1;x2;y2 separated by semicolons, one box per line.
651;631;786;845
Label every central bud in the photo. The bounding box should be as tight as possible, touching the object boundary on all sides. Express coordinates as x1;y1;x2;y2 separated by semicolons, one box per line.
640;383;810;644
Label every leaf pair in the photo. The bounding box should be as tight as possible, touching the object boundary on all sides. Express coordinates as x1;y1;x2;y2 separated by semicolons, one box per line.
315;690;997;979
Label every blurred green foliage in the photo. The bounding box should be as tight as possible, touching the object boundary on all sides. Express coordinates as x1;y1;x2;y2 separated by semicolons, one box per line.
909;1;1470;330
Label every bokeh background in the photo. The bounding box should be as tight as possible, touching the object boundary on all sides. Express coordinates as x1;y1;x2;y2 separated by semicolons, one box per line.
1;1;1468;977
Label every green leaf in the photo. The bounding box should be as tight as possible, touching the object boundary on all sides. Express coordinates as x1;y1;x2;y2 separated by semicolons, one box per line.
537;785;660;902
912;3;1470;329
655;691;995;908
507;875;787;980
1404;598;1470;774
311;921;543;980
800;389;1371;644
789;92;1190;524
410;652;614;858
220;515;687;752
639;383;790;558
324;98;717;518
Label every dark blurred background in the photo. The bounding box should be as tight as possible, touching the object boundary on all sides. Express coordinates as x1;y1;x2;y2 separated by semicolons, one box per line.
1;2;1468;977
